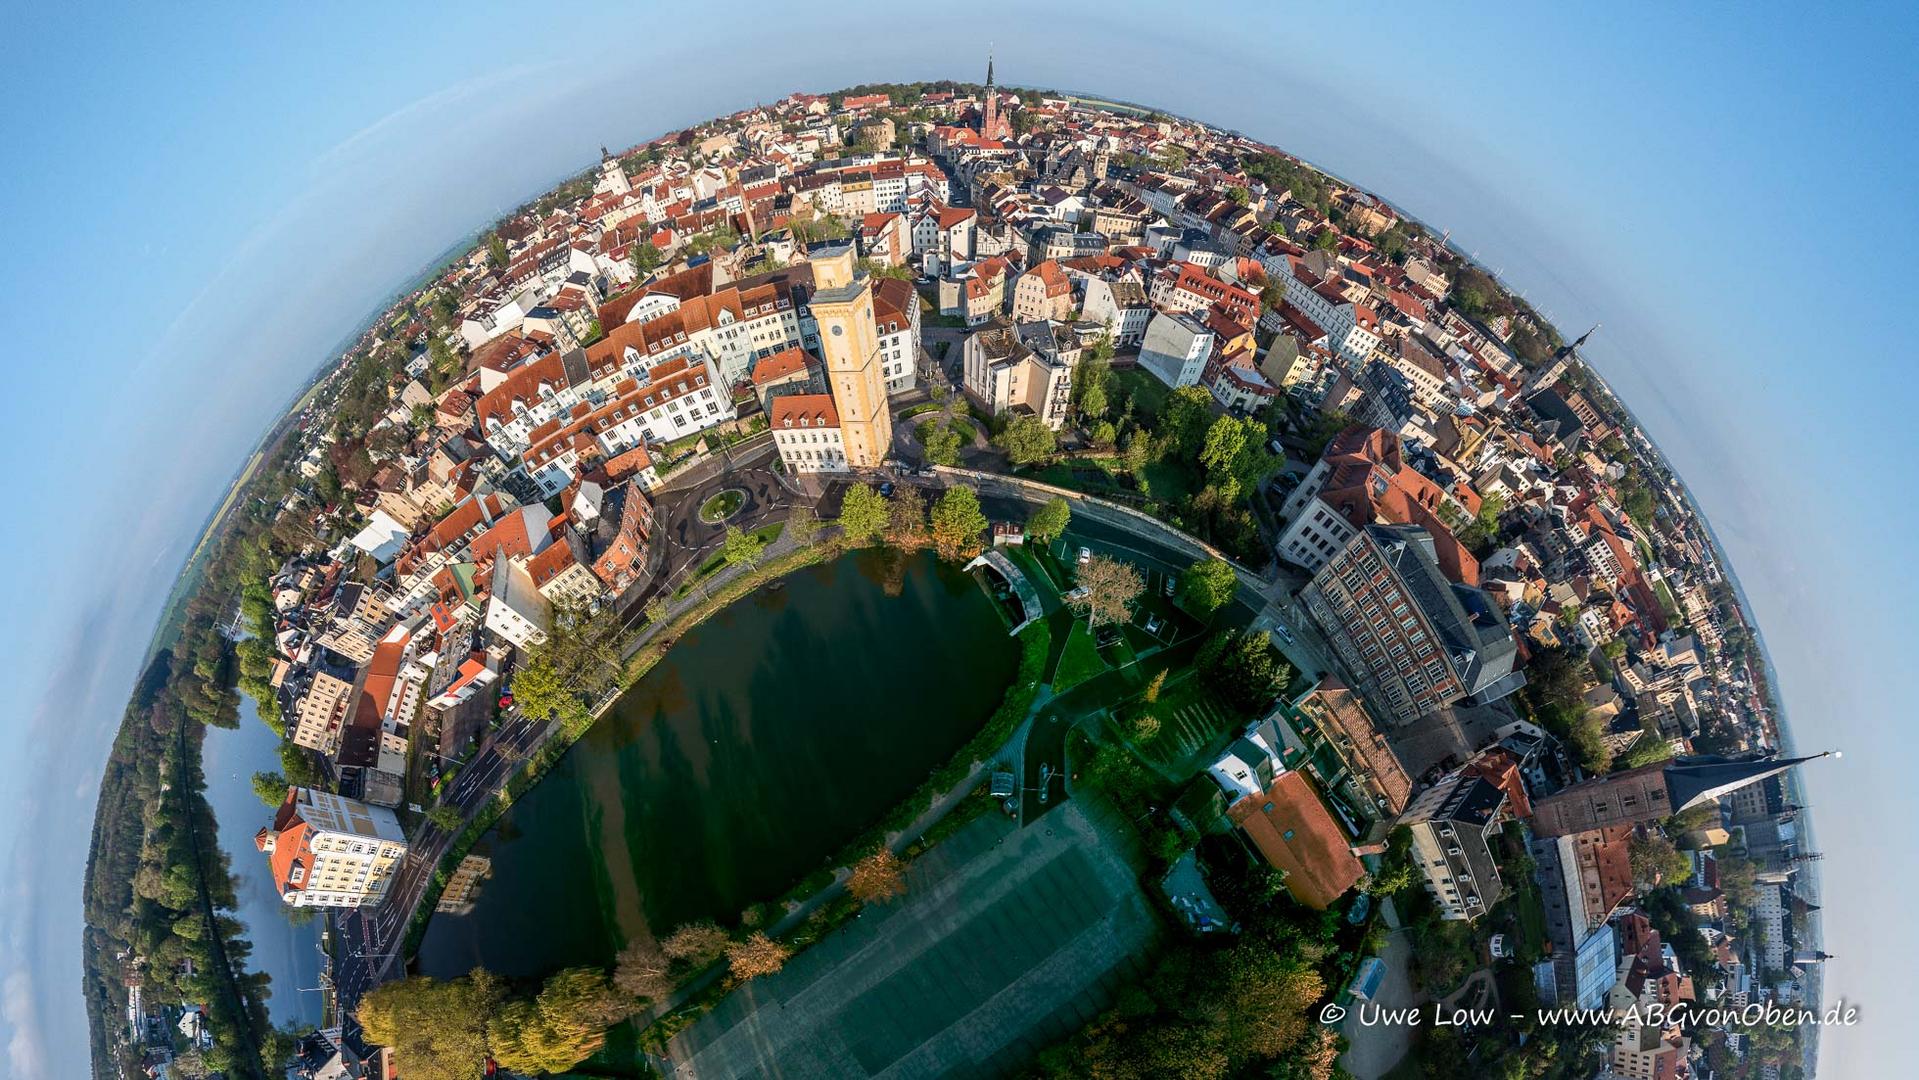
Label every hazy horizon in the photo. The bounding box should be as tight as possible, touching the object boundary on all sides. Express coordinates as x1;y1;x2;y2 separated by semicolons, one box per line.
3;4;1914;1077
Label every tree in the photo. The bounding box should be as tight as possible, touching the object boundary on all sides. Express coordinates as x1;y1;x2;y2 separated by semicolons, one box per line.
721;525;767;568
1180;557;1238;618
1143;669;1168;703
1200;415;1248;480
1076;376;1109;421
727;932;792;980
920;418;963;466
885;485;927;549
279;741;324;789
1088;419;1117;447
660;922;730;967
838;483;888;546
848;848;908;903
485;233;508;268
250;771;288;807
510;653;584;728
1459;491;1505;555
929;485;988;561
492;968;624;1075
645;596;670;626
1312;228;1339;252
1127;712;1162;742
1069;555;1145;630
1629;832;1691;887
1027;497;1071;544
630;239;663;277
1201;629;1293;711
613;941;672;1002
425;805;463;832
785;504;820;545
994;413;1056;467
357;972;500;1080
1163;386;1215;458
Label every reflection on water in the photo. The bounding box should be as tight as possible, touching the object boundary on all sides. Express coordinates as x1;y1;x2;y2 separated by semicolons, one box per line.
204;697;325;1027
417;550;1016;980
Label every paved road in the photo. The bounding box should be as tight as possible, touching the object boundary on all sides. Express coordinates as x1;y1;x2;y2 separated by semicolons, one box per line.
1019;710;1073;824
331;710;547;1025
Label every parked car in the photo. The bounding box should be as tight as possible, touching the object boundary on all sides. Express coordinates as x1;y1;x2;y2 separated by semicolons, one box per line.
879;481;896;498
1162;575;1177;597
1077;545;1092;564
1144;614;1164;636
1273;623;1296;645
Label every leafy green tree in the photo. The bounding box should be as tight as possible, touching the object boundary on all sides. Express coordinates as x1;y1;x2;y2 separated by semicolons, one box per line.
1201;629;1293;712
630;239;663;277
492;968;625;1075
930;485;988;561
838;483;888;546
279;742;324;789
921;419;963;466
1163;386;1215;458
1088;419;1118;447
250;771;288;807
1200;415;1249;483
510;653;584;728
1629;832;1691;887
485;233;508;268
1027;497;1071;544
1180;558;1238;618
994;414;1056;466
357;971;501;1080
425;805;462;832
1312;228;1339;252
721;525;767;568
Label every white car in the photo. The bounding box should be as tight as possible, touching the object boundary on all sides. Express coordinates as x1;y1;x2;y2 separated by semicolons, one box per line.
1077;546;1092;564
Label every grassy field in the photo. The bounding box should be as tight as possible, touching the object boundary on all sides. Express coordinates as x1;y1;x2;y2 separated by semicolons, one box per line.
1051;620;1108;693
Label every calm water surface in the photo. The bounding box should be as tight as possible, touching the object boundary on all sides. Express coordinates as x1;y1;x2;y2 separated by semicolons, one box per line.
418;549;1016;979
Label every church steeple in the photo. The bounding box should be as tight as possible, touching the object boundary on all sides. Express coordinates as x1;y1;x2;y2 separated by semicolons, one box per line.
987;50;995;89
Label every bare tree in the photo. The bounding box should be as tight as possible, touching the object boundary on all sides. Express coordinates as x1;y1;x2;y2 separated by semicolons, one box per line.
1068;555;1145;630
613;940;672;1002
660;922;729;967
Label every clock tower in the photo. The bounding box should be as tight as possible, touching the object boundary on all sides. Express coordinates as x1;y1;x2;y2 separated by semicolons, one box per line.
809;243;892;467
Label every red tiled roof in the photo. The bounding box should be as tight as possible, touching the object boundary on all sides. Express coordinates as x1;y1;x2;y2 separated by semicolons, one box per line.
1227;772;1363;910
770;392;839;429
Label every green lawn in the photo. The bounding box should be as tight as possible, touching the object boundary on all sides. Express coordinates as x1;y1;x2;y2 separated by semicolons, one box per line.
1052;620;1109;693
699;489;743;522
1112;367;1170;421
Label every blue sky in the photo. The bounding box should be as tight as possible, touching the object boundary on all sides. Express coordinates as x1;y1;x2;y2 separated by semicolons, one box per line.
1;2;1912;1075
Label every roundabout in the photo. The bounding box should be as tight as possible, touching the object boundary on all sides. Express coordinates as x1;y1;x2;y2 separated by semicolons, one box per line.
698;487;746;523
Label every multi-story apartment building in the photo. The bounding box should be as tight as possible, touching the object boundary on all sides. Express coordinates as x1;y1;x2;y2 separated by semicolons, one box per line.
1275;425;1479;584
1300;523;1521;726
1136;311;1214;388
872;276;921;394
254;788;409;909
1401;768;1510;920
1011;259;1074;323
771;394;847;474
288;669;356;754
962;316;1078;431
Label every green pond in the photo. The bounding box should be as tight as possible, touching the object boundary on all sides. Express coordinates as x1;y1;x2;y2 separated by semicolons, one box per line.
417;548;1018;979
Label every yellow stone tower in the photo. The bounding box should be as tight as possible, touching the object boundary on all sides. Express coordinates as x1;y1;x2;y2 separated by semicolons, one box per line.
809;243;893;467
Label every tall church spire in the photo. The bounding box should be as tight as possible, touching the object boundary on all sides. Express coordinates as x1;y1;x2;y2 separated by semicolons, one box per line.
987;46;995;88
